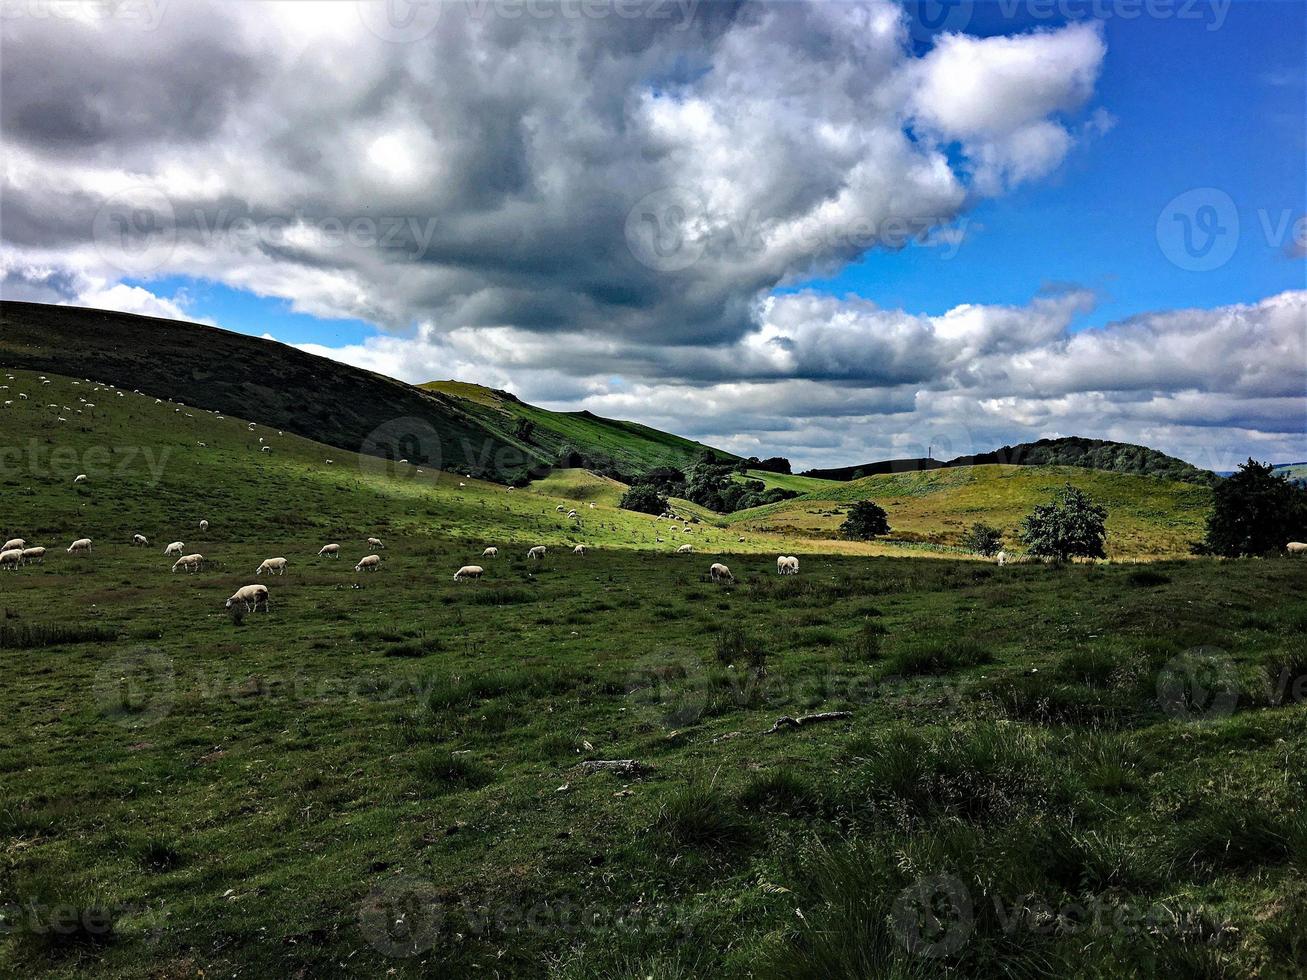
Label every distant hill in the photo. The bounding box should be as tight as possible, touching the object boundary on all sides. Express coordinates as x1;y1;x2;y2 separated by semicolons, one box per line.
802;436;1217;486
422;380;737;478
1272;462;1307;485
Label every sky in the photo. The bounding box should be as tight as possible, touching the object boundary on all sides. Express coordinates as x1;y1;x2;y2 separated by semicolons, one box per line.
1;0;1303;472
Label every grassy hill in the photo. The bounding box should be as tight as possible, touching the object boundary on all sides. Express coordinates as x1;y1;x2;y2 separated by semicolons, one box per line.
2;366;1306;978
423;380;737;476
729;464;1212;559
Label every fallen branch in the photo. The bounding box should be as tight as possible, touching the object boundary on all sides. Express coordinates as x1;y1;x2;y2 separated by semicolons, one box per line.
765;711;852;734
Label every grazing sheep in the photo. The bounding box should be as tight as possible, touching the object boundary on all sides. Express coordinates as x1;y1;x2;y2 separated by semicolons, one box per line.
318;543;340;558
996;551;1009;566
777;556;799;575
453;565;484;581
3;538;25;552
355;554;382;572
261;446;271;453
676;544;693;554
199;520;209;531
132;534;149;547
568;510;578;518
482;547;498;558
226;584;269;613
1287;542;1307;555
171;553;203;573
21;547;45;564
710;562;735;584
367;537;385;549
573;545;587;556
67;538;92;554
164;541;185;557
0;549;22;571
73;474;87;484
256;557;288;576
556;505;566;512
527;546;547;560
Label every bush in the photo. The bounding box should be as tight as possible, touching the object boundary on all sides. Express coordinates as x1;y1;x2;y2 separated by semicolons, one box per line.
962;521;1004;557
1202;458;1307;556
1019;483;1108;561
839;500;890;540
619;483;667;515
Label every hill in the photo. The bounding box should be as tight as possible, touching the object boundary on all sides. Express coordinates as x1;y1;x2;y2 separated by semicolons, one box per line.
729;463;1212;559
802;436;1217;486
422;380;737;477
0;301;557;482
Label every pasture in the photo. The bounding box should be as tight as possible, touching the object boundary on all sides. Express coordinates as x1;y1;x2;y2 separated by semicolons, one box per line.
1;370;1305;978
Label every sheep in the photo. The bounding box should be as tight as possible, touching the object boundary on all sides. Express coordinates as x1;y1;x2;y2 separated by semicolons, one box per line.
573;545;587;556
481;547;498;558
786;556;799;575
256;557;288;576
453;565;484;581
318;543;340;558
164;541;185;557
527;546;547;560
776;555;787;574
67;538;92;554
171;553;203;573
73;474;87;484
710;562;735;584
776;555;799;575
226;584;269;613
199;520;209;531
556;505;566;512
355;554;383;572
0;549;22;571
132;534;149;547
367;537;385;549
676;544;694;554
260;446;271;453
3;538;25;551
568;510;578;518
1287;542;1307;555
996;551;1009;566
20;547;45;564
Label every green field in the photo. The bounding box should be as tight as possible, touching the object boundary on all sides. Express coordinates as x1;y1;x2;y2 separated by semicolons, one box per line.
733;470;843;495
3;367;1306;979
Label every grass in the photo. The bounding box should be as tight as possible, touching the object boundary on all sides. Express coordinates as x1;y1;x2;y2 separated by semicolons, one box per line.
0;365;1305;978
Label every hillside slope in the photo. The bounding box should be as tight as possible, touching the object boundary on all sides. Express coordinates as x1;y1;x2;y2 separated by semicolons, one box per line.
0;301;550;481
423;380;737;476
730;464;1212;558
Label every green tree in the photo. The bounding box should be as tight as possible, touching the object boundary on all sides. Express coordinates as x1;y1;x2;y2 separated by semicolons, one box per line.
1202;459;1307;556
1018;484;1108;561
840;500;890;540
619;483;667;516
962;522;1004;557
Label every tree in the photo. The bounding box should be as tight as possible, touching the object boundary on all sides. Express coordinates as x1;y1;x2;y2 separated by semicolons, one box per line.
512;418;535;443
1018;484;1107;561
840;500;890;540
619;483;667;516
962;522;1004;557
1202;459;1307;556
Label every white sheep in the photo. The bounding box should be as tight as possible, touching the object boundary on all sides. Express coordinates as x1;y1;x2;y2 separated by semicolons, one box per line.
0;549;23;571
226;583;269;613
67;538;92;554
453;565;484;581
256;557;288;576
710;562;735;584
261;446;271;453
527;546;547;560
367;537;385;549
996;550;1009;566
3;538;25;551
73;474;87;484
164;541;185;557
199;520;209;531
573;545;587;556
318;543;340;558
676;544;694;554
355;554;383;572
481;547;498;558
21;546;45;564
132;534;149;547
776;555;799;575
1287;542;1307;555
171;553;203;573
556;505;566;512
568;510;578;518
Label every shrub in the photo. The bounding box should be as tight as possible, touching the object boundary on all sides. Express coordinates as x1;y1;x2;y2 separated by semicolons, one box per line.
1019;484;1108;561
619;483;667;515
1202;458;1307;556
962;522;1004;557
839;500;890;540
